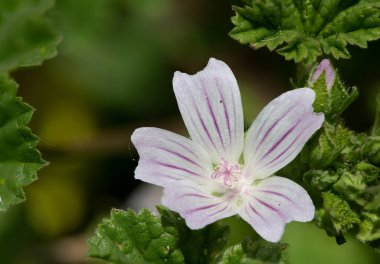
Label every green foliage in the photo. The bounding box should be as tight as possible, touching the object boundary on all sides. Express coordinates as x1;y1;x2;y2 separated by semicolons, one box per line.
0;76;45;211
158;206;230;264
316;192;360;236
88;207;288;264
230;0;380;63
366;96;380;164
282;60;380;250
304;169;339;192
88;208;184;264
308;121;354;169
0;0;60;72
309;66;358;121
0;0;59;211
218;238;288;264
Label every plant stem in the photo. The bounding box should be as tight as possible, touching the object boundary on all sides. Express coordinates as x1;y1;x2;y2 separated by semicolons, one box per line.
295;61;313;87
372;95;380;136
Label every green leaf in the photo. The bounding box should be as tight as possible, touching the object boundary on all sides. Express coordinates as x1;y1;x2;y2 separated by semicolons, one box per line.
309;62;358;121
357;212;380;243
158;206;230;264
88;207;289;264
365;136;380;165
316;192;360;237
0;0;61;72
230;0;380;63
0;76;45;211
304;169;339;192
218;237;288;264
332;170;368;207
308;122;352;169
87;208;184;264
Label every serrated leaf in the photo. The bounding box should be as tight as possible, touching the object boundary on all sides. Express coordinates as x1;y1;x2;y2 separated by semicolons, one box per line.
364;184;380;211
304;169;339;192
309;61;359;120
230;0;380;63
88;208;184;264
317;192;360;237
218;243;246;264
365;136;380;165
0;76;45;211
218;238;288;264
0;0;61;72
309;122;352;169
333;170;368;206
357;212;380;243
158;206;230;264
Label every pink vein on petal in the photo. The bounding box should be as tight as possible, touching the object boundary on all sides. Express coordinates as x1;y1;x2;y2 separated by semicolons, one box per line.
200;78;225;149
215;78;232;143
191;94;221;156
256;105;297;151
187;203;222;214
155;162;201;177
154;146;204;169
253;196;283;220
259;114;305;161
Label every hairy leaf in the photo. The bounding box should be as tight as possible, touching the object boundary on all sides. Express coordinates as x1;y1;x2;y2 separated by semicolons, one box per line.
158;206;229;264
282;63;380;250
316;192;360;236
308;61;358;121
333;170;369;207
0;76;45;211
366;136;380;165
87;208;184;264
304;169;339;192
230;0;380;63
357;212;380;243
218;238;288;264
308;122;352;169
0;0;60;72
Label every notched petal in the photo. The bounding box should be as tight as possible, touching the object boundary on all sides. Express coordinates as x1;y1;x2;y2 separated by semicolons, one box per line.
173;58;244;163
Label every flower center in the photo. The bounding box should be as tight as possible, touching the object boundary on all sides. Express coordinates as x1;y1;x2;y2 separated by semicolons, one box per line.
211;158;241;188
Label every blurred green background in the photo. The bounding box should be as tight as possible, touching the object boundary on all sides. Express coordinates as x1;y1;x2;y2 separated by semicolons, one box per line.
1;0;379;263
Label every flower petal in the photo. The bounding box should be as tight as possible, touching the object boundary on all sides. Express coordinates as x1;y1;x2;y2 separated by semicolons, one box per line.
310;59;335;91
173;58;244;163
239;176;315;242
162;180;237;229
243;88;324;180
131;127;213;188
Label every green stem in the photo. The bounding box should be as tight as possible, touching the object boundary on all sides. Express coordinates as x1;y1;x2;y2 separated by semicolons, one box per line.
295;62;313;87
372;95;380;136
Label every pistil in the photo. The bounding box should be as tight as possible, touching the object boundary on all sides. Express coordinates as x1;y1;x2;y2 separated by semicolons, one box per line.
211;158;241;188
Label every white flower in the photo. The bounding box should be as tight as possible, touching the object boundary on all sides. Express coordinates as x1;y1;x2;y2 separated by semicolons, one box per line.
131;58;324;242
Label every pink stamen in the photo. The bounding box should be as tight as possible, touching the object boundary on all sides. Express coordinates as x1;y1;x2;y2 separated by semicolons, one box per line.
211;158;241;188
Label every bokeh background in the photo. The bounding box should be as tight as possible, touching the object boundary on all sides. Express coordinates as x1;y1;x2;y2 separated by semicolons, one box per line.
0;0;379;263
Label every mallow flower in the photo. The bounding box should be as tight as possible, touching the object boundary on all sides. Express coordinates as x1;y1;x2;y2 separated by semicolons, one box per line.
131;58;324;242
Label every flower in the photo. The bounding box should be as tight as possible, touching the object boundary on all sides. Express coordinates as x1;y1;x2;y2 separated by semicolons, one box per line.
310;59;335;91
131;58;324;242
